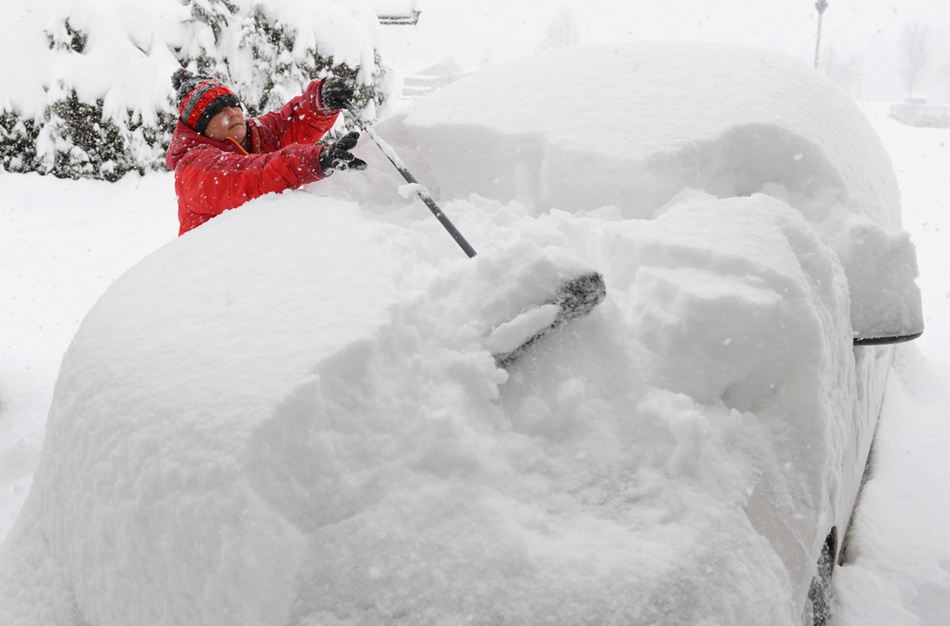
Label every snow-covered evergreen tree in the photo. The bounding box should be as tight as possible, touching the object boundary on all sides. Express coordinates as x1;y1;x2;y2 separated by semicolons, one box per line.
232;1;387;120
534;9;579;53
0;0;390;181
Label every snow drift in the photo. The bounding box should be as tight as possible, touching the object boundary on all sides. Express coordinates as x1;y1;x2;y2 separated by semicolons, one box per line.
0;42;923;625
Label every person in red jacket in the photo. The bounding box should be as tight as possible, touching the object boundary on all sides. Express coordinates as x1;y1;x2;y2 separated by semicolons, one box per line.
165;68;366;235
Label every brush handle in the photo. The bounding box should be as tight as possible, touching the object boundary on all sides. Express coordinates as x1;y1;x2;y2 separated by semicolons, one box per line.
343;101;477;258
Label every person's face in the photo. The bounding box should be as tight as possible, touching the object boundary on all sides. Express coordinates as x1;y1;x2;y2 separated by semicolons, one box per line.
204;106;246;143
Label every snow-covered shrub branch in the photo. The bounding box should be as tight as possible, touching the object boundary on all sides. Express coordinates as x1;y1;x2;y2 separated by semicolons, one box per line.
0;0;391;181
234;2;387;119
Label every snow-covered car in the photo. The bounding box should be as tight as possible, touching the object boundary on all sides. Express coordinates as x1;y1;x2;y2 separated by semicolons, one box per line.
367;41;925;624
0;42;922;626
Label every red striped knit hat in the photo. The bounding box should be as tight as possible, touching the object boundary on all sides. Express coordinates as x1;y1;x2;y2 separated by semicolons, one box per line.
172;68;241;135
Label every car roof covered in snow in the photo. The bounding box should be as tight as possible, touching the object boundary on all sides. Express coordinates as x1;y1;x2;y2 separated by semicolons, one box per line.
384;41;903;232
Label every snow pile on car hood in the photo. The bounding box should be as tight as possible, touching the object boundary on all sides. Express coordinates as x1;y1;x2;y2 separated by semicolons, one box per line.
0;42;921;625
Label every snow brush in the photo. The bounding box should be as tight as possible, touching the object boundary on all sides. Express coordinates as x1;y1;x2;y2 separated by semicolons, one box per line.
343;100;477;258
343;100;606;365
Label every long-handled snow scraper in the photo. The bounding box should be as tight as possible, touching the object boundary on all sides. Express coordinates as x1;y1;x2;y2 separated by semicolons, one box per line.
343;101;477;258
342;101;606;365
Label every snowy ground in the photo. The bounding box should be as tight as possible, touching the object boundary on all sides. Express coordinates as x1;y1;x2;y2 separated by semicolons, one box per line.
830;108;950;626
0;106;947;624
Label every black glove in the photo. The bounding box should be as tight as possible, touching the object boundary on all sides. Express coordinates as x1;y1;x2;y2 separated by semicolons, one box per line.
320;77;353;110
319;131;367;173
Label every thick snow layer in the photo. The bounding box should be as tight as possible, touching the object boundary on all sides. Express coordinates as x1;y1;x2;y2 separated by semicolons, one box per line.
0;43;929;625
2;192;828;625
2;1;185;120
340;42;923;341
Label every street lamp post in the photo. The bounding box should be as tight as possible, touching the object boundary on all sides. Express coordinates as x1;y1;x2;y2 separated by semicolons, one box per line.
814;0;829;68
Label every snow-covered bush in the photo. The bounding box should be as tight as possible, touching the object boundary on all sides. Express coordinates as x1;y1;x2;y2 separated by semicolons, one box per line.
0;0;391;181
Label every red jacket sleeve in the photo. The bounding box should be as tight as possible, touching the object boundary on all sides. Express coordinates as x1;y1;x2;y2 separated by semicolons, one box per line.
251;79;340;152
174;142;326;235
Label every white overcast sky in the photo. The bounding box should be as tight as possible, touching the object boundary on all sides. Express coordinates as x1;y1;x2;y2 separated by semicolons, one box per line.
378;0;950;100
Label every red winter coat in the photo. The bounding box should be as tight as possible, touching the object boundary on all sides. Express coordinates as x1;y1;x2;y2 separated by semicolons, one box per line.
165;79;339;235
